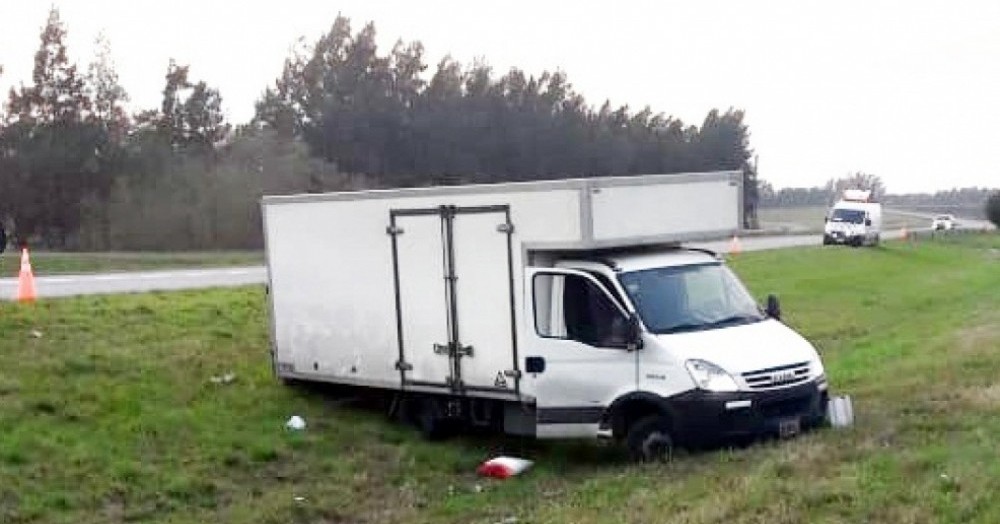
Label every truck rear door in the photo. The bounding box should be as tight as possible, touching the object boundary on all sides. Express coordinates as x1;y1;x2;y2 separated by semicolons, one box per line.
389;206;520;396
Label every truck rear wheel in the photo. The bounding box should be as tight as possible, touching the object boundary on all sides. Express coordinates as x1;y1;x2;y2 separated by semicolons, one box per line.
411;397;454;441
626;415;674;463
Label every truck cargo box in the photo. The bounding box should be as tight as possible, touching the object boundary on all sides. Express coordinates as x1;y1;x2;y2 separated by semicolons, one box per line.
262;171;742;397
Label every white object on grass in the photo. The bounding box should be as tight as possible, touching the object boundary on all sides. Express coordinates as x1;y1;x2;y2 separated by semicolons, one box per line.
285;415;306;430
827;395;854;428
476;456;534;479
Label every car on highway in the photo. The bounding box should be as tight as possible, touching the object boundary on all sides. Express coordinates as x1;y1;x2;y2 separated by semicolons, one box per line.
932;214;956;230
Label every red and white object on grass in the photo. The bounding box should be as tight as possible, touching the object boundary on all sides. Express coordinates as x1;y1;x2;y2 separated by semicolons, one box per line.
476;456;534;479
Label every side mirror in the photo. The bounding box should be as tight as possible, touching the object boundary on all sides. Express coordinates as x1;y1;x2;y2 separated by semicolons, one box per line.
865;218;872;226
626;314;644;351
765;294;782;320
824;216;829;223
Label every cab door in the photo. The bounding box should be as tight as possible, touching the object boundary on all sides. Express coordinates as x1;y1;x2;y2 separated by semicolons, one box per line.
522;268;638;438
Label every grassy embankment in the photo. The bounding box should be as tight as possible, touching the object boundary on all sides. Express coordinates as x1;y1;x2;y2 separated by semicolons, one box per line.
1;234;998;523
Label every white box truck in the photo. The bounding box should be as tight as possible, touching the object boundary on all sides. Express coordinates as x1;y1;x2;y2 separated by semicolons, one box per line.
823;189;882;247
263;171;829;461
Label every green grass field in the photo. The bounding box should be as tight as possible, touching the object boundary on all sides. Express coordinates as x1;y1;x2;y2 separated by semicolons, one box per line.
0;251;264;277
1;234;998;523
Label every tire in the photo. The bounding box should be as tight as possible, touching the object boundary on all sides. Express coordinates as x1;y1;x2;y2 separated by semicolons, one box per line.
626;415;674;463
409;397;451;440
822;236;832;246
410;397;460;441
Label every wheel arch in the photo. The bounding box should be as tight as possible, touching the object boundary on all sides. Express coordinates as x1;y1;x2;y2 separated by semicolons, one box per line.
602;391;676;440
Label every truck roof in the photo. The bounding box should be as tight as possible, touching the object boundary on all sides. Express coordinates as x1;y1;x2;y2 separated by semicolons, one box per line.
834;200;880;210
606;248;719;273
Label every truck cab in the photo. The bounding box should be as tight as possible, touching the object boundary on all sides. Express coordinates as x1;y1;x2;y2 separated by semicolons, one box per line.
523;247;828;460
823;190;882;247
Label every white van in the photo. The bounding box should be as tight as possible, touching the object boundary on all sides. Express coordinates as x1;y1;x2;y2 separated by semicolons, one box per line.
823;190;882;246
263;172;830;461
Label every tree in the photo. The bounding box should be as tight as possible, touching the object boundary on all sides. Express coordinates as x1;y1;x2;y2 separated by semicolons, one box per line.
80;33;131;248
7;8;90;125
156;60;228;151
986;191;1000;228
0;63;8;228
87;32;129;142
254;14;757;201
1;7;100;247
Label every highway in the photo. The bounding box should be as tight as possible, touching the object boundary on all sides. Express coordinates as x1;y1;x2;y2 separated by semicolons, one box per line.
0;224;992;301
0;266;267;301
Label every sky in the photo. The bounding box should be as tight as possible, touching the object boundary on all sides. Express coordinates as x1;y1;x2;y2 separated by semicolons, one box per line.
1;0;998;193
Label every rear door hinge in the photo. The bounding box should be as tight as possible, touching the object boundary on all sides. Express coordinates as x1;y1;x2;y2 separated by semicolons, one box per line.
386;225;404;235
497;222;515;234
395;360;413;371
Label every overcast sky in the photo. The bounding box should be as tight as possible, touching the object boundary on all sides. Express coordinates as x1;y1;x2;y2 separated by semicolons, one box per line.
1;0;998;193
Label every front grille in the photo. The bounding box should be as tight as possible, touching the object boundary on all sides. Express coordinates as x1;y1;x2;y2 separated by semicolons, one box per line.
742;361;811;390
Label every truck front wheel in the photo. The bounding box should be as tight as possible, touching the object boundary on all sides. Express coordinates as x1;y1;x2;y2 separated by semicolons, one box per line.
626;415;674;462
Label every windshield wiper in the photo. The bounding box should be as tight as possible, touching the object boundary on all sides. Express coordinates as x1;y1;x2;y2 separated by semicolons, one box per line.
655;314;763;335
706;314;763;328
657;322;712;334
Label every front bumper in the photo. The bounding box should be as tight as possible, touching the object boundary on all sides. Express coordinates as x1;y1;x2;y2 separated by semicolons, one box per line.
824;232;862;244
666;380;828;446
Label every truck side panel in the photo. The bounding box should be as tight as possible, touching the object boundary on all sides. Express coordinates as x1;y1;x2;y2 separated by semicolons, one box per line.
590;176;740;242
266;199;400;387
265;189;582;392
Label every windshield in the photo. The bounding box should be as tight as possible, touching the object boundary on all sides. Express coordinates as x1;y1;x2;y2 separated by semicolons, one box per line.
618;263;764;335
830;208;865;224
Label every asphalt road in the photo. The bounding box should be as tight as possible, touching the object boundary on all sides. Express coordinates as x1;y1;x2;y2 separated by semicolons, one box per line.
0;224;992;300
0;266;267;301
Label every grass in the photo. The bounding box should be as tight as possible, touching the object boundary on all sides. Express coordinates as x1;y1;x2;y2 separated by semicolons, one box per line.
0;251;263;277
759;206;932;233
1;234;999;523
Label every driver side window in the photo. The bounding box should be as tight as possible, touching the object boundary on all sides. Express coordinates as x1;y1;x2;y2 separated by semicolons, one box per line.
534;273;628;348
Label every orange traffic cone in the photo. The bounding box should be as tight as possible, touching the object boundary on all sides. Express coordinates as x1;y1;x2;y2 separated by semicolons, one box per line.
728;235;742;256
17;248;37;303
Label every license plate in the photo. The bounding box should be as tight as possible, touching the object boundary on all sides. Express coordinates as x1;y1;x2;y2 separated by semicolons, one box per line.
778;418;801;439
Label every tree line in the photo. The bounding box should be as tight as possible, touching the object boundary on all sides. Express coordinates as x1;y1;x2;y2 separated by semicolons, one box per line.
760;173;997;221
1;9;759;250
759;173;885;207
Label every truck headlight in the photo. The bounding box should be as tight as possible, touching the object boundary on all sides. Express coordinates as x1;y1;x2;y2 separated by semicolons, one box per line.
813;359;826;378
685;359;739;392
